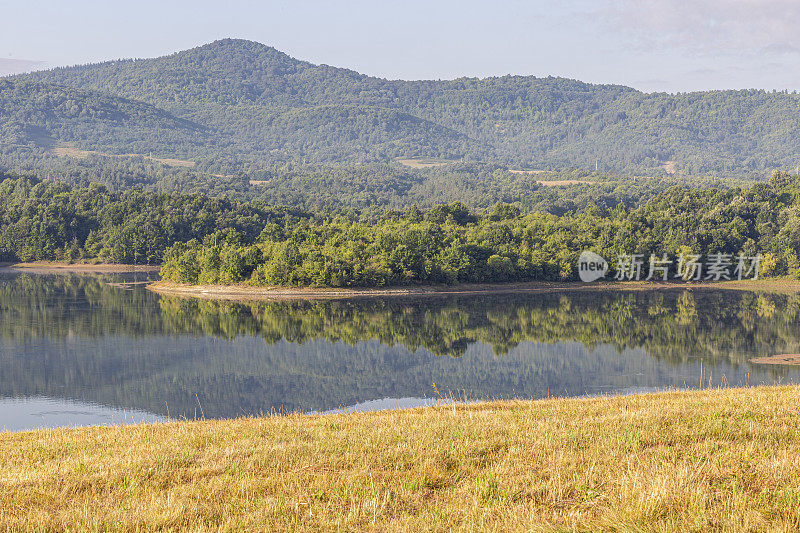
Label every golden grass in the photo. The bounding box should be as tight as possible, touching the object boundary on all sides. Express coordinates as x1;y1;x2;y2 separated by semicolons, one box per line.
2;385;800;530
49;141;93;159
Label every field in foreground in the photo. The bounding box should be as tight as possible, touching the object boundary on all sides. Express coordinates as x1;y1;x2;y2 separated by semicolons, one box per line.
2;386;800;531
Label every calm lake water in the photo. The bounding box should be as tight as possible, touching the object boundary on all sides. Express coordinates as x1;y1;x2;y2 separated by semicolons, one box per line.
2;271;800;431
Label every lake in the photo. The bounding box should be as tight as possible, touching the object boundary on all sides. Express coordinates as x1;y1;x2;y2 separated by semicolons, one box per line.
2;271;800;431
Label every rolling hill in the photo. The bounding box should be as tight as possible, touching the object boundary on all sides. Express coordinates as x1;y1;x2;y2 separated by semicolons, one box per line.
0;79;207;152
3;38;800;190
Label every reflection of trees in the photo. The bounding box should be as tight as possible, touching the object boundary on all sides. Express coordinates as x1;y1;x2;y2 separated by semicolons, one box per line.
158;290;800;365
0;273;164;342
2;273;800;418
3;274;800;365
675;291;697;325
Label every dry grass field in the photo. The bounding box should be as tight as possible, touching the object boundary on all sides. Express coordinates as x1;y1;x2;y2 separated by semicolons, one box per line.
506;169;597;185
535;179;597;186
49;141;195;168
395;157;451;169
2;385;800;531
508;168;549;174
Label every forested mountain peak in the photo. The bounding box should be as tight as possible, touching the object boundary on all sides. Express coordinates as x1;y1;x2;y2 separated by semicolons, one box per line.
189;38;303;61
6;39;800;183
156;38;318;81
21;38;375;110
21;38;643;115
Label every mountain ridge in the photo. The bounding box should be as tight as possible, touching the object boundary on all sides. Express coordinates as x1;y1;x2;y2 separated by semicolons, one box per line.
4;38;800;182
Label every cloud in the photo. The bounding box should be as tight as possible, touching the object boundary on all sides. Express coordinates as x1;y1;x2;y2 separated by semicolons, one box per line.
686;68;718;76
599;0;800;56
0;58;46;76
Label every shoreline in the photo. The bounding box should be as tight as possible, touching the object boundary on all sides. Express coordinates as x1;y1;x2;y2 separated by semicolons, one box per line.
3;385;800;530
0;261;160;274
147;277;800;301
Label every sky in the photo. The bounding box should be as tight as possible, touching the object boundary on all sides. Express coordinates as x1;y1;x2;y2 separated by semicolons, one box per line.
2;0;800;93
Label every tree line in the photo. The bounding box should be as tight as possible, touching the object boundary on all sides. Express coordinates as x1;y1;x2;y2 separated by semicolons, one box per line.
6;170;800;286
161;171;800;287
0;173;306;264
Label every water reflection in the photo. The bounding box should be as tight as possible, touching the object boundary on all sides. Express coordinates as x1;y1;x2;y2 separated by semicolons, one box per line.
1;272;799;430
0;397;166;432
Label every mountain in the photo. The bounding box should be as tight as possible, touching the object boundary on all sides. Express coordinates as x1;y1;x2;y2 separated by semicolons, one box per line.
4;38;800;186
0;78;206;148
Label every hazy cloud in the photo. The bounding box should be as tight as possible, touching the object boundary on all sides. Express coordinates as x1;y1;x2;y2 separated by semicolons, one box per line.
0;58;46;76
600;0;800;56
687;68;718;76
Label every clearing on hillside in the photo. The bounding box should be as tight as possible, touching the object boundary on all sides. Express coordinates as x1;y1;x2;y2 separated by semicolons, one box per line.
509;169;549;174
536;179;596;186
49;141;195;168
396;157;452;169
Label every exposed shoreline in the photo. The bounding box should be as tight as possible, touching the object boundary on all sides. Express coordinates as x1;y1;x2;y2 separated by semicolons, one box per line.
0;262;160;274
146;277;800;301
2;263;795;297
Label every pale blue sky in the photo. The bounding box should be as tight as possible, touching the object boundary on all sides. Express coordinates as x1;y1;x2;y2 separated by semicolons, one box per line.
3;0;800;92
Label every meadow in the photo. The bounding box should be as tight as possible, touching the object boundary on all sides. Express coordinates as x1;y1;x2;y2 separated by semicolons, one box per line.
2;385;800;530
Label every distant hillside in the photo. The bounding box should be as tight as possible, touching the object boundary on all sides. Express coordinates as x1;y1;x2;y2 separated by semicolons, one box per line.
4;38;800;185
0;79;206;149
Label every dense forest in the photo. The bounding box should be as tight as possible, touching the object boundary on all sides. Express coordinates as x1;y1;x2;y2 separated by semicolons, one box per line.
3;170;800;286
244;164;739;213
0;171;733;266
3;38;800;187
0;173;308;264
160;170;800;287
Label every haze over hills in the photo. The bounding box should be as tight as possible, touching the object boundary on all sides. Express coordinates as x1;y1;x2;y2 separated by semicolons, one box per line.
2;38;800;192
0;58;46;77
